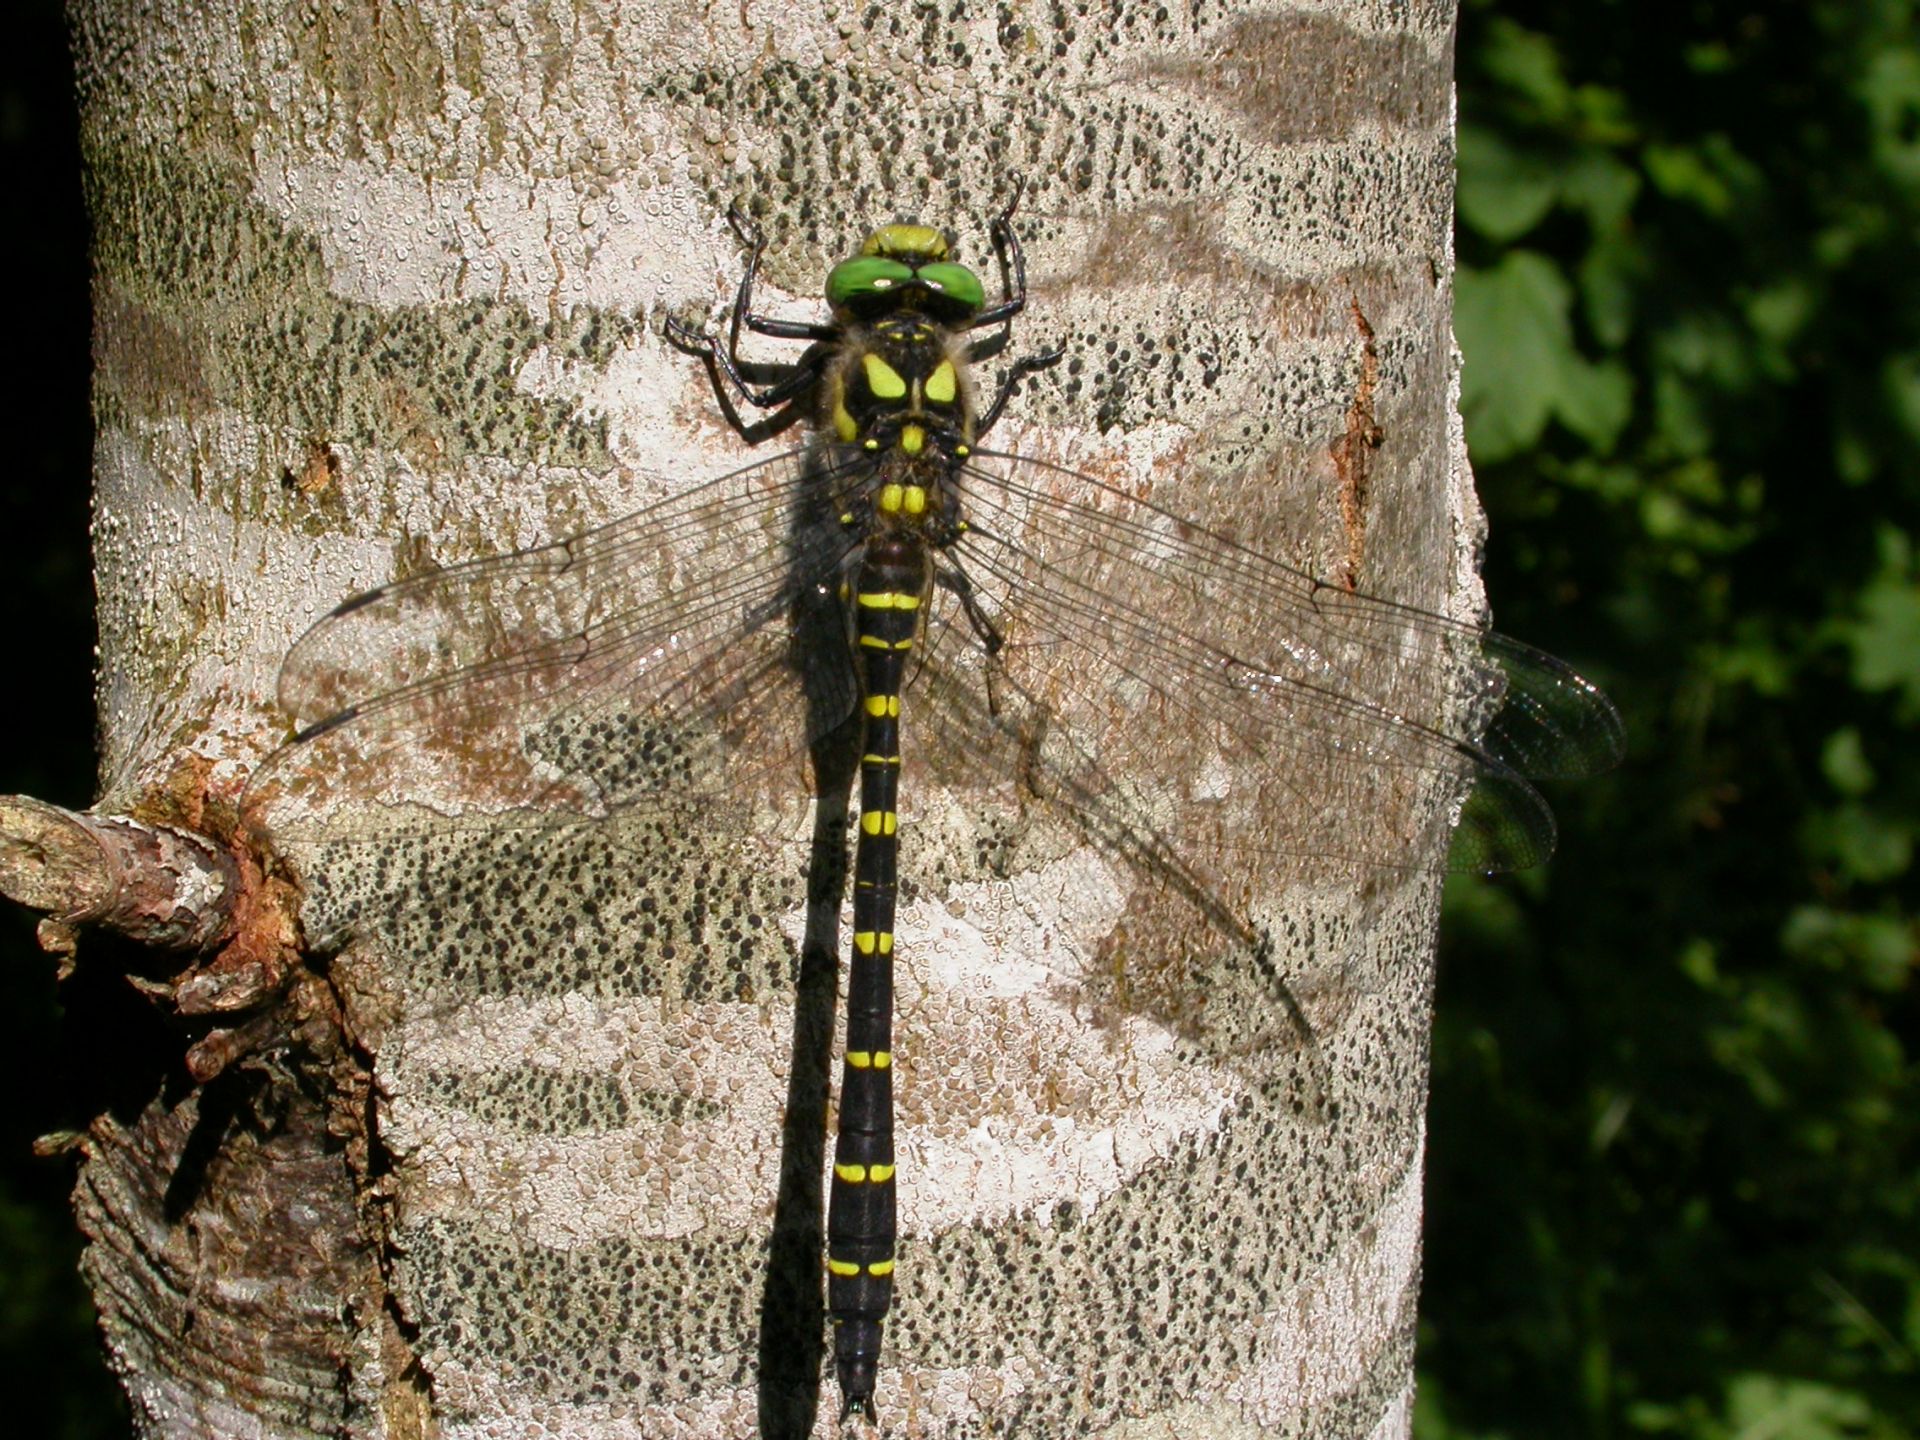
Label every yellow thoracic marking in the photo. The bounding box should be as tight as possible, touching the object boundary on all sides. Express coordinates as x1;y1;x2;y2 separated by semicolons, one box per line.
861;810;898;837
867;1260;895;1278
827;1258;861;1277
925;359;958;405
857;590;920;610
833;392;859;443
862;353;908;399
863;693;901;718
835;1163;869;1183
851;931;895;958
900;423;925;456
903;484;927;515
869;1163;896;1183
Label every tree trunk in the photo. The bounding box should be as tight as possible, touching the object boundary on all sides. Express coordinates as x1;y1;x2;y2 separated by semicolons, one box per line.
61;1;1468;1434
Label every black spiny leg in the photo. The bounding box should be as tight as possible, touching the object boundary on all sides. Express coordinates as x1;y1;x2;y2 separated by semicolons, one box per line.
934;563;1007;657
665;206;842;410
969;177;1032;337
974;347;1064;439
964;179;1063;436
724;207;841;346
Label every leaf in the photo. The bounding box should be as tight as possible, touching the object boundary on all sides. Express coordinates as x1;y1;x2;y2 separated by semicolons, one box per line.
1557;358;1633;451
1579;236;1640;348
1643;142;1738;217
1458;124;1561;243
1883;351;1920;449
1820;728;1874;798
1477;18;1573;116
1558;151;1642;229
1724;1372;1875;1439
1800;804;1915;886
1859;47;1920;186
1842;527;1920;712
1780;906;1916;990
1457;251;1634;461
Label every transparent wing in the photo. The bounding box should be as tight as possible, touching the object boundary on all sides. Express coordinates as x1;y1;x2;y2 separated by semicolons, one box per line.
246;438;1621;884
245;450;867;845
912;450;1623;881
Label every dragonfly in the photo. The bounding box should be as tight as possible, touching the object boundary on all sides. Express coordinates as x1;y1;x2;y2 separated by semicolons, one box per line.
247;191;1623;1422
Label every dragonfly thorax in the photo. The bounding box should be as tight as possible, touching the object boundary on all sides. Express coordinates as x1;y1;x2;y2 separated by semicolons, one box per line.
825;317;977;469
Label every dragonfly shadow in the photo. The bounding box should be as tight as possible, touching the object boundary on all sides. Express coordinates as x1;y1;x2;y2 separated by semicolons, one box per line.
756;647;862;1434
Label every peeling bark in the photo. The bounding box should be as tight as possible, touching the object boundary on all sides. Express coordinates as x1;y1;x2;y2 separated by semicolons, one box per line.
0;796;236;954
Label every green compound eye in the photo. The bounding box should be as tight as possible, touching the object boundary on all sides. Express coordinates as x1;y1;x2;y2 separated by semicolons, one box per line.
913;262;985;314
827;256;916;310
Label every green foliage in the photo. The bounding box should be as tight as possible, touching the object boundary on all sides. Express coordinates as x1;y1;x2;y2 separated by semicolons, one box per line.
0;1;133;1434
1630;1373;1902;1440
1457;251;1634;460
1425;2;1920;1438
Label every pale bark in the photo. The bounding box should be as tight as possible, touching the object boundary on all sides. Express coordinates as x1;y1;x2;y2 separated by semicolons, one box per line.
62;1;1468;1435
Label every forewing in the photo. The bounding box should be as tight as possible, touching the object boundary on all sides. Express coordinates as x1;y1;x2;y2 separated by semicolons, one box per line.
247;450;864;845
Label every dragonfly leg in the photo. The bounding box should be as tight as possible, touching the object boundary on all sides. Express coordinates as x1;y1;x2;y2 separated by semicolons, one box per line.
664;313;827;409
664;206;840;410
934;561;1006;656
968;175;1031;337
974;347;1064;438
727;205;840;345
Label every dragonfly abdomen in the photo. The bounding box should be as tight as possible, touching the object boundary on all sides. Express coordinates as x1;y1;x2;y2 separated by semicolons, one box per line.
828;533;928;1415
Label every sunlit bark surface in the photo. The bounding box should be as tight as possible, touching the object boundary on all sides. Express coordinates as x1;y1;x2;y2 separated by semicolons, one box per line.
70;2;1467;1434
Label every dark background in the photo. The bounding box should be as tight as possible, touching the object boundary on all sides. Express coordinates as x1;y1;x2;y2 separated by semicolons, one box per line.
0;2;125;1435
4;2;1914;1436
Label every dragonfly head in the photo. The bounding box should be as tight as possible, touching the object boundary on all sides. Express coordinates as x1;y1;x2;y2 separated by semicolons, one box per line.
826;223;987;325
